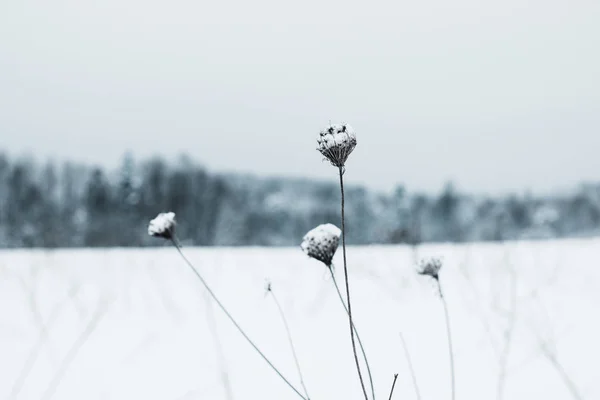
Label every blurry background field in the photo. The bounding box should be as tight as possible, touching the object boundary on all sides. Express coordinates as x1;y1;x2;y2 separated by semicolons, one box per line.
1;240;597;400
1;153;599;249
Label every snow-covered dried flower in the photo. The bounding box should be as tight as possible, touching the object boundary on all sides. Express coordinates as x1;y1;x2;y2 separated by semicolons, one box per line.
301;223;341;267
417;258;442;279
317;123;357;168
148;212;176;239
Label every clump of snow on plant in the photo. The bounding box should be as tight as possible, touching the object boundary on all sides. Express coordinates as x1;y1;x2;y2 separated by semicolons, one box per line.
148;212;176;239
317;123;357;168
301;223;341;267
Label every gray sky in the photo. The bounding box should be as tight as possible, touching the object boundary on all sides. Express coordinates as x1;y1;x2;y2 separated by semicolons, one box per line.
1;0;599;194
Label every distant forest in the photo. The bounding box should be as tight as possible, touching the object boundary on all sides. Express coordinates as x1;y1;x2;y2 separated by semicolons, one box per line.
0;152;599;248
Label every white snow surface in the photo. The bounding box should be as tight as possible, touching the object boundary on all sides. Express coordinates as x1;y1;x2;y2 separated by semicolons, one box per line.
0;239;598;400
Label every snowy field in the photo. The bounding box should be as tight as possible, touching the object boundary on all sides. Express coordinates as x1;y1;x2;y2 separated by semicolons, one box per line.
0;239;598;400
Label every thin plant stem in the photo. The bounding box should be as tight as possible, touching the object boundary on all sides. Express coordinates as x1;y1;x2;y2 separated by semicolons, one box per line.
268;286;311;400
40;298;109;400
330;268;375;400
10;285;81;399
530;292;584;400
399;332;422;400
542;346;584;400
339;166;370;400
436;279;455;400
388;374;398;400
170;237;307;400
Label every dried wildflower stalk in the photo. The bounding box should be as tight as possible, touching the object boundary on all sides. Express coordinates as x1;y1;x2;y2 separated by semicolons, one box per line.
266;282;311;400
149;213;307;400
315;123;369;400
418;258;455;400
301;223;375;400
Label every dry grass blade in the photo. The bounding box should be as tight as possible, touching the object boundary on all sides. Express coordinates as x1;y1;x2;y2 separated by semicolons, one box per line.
40;297;111;400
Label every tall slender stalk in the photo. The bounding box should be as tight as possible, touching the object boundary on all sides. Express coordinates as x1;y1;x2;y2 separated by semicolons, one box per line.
338;167;374;400
436;279;455;400
267;286;311;400
339;166;369;400
170;238;306;400
399;332;422;400
329;269;375;400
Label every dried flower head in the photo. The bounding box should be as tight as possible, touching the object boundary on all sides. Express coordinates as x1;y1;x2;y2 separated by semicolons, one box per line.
301;223;341;267
148;212;176;239
317;123;357;168
417;257;442;279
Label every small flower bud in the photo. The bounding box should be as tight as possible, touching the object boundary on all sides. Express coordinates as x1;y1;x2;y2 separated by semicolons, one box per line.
317;123;357;168
417;258;442;279
148;212;176;239
300;223;341;267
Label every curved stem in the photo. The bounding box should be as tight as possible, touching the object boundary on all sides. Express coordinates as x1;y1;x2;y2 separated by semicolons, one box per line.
268;288;311;399
330;268;375;400
437;280;456;400
171;238;306;400
339;166;370;400
543;349;584;400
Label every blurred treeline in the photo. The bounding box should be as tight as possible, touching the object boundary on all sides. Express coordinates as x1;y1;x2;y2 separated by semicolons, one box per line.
0;152;599;248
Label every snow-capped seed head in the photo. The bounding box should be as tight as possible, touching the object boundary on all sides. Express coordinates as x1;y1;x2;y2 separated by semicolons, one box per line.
316;123;357;168
148;212;176;239
417;258;442;279
300;223;342;267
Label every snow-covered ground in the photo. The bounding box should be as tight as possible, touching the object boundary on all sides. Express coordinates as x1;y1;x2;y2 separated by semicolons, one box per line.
0;239;597;400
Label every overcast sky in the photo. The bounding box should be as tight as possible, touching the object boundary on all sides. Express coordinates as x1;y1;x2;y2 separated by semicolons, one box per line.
1;0;599;194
